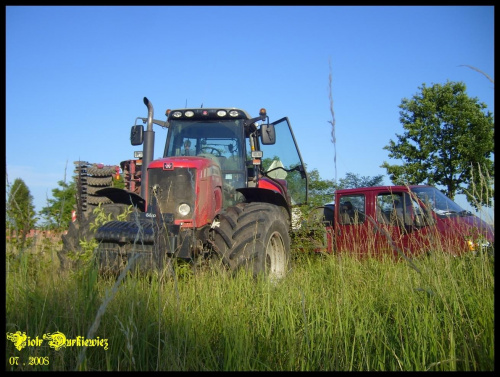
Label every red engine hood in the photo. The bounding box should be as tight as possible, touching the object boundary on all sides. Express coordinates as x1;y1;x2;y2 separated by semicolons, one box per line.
441;214;494;243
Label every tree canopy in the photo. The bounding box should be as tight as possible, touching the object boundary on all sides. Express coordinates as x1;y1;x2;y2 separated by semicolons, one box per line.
305;169;384;208
335;172;384;190
6;178;37;246
307;168;335;207
39;180;77;229
381;81;494;209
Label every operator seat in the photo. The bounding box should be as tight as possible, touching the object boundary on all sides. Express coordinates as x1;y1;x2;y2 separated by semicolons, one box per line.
340;202;355;224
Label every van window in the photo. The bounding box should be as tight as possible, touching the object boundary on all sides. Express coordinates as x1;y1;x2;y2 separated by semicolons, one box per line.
338;195;365;225
376;192;434;227
376;192;421;227
410;186;464;218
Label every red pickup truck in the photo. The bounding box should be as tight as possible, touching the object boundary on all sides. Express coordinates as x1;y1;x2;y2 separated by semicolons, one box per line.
308;185;494;258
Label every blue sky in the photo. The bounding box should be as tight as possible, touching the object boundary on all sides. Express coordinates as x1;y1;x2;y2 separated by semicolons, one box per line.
6;5;494;224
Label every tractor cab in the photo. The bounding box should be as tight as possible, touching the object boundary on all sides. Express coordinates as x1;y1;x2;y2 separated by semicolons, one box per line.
133;106;309;210
164;111;248;207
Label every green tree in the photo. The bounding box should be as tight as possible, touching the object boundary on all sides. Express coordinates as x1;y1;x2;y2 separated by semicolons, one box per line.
307;168;335;207
335;172;384;190
39;180;76;229
381;81;494;209
305;170;384;208
6;178;37;246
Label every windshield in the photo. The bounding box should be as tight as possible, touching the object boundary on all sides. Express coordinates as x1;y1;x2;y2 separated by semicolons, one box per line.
165;119;245;164
164;119;247;207
410;186;466;217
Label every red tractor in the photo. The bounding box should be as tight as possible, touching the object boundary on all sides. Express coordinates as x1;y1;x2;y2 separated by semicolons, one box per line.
62;97;308;279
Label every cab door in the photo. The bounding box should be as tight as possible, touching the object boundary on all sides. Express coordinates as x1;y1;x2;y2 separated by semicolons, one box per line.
372;191;408;257
373;191;435;258
335;193;372;256
259;117;308;206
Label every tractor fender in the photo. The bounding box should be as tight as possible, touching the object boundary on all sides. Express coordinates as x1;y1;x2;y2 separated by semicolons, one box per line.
237;187;291;221
94;187;146;212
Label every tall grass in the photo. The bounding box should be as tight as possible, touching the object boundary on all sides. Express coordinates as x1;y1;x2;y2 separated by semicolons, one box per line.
5;164;494;371
5;237;494;371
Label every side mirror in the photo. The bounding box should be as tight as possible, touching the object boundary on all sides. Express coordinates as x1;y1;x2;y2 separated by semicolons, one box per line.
130;125;144;146
260;123;276;145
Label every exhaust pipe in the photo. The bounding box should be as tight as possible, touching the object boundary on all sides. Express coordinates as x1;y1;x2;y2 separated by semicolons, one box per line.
144;97;154;132
141;97;155;200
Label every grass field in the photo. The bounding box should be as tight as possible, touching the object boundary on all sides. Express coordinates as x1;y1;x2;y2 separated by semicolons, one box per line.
5;233;494;371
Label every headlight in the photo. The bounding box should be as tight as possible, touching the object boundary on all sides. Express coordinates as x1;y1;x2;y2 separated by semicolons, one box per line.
467;238;491;251
178;203;191;216
467;239;475;251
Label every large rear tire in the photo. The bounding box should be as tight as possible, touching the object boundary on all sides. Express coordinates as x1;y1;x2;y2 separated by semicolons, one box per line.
212;202;290;280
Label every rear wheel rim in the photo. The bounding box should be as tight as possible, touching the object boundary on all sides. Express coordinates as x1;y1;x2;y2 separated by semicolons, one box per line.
266;230;286;280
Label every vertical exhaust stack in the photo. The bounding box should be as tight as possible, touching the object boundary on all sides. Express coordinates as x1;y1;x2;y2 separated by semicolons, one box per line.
141;97;155;200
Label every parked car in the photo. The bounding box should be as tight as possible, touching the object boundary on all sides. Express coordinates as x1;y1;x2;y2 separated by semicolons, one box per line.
307;185;494;258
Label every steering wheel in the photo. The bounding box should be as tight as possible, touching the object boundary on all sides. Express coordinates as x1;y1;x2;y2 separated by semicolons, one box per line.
200;147;221;156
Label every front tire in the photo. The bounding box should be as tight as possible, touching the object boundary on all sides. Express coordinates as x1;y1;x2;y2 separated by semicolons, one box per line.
212;202;290;280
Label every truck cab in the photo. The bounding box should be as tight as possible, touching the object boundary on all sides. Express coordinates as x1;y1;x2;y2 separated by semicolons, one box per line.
311;185;494;258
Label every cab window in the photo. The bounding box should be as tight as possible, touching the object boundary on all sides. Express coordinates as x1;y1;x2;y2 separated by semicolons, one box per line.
338;195;365;225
